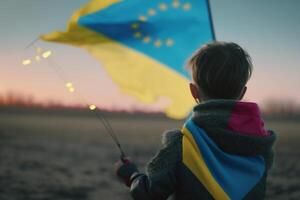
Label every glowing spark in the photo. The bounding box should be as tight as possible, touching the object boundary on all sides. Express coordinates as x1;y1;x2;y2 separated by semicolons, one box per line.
65;82;73;88
66;82;75;93
134;32;142;38
131;23;139;29
154;40;162;47
183;3;191;11
166;39;174;47
159;3;168;11
35;56;40;61
42;50;52;58
89;105;96;110
68;87;75;93
143;36;151;43
22;59;31;66
148;8;156;16
139;16;147;22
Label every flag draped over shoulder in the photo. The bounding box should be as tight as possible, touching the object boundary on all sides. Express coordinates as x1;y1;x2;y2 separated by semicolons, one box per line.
182;119;265;200
41;0;215;119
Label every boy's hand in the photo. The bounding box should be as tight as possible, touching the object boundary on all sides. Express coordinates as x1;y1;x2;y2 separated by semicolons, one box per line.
115;157;139;187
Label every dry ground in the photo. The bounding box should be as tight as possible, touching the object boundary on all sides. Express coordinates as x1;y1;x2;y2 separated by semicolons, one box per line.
0;110;299;199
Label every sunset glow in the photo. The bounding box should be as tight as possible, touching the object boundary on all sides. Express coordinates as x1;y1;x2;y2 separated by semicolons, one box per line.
1;0;299;113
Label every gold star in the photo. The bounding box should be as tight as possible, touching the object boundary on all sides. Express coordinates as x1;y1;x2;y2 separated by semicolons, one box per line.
172;0;180;8
139;15;147;22
134;32;142;38
154;40;162;47
148;8;156;16
183;3;191;11
159;3;168;11
166;39;174;47
143;36;151;43
131;23;139;29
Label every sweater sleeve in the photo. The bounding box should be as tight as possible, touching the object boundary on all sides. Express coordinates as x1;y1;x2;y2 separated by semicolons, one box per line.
129;130;182;200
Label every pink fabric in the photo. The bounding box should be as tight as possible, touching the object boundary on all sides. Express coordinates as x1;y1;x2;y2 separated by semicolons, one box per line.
227;102;269;137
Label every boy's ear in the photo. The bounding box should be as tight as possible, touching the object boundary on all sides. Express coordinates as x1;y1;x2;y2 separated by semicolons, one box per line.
189;83;200;103
239;86;247;100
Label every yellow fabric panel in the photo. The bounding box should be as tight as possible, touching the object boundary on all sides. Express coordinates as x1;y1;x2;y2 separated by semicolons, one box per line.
41;27;195;119
87;40;195;119
41;0;195;119
66;0;121;31
182;127;230;200
41;0;121;45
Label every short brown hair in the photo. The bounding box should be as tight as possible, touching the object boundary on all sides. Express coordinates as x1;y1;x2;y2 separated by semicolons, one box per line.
188;42;253;99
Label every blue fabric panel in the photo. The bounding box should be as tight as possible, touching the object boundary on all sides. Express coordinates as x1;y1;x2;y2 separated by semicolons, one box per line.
78;0;214;79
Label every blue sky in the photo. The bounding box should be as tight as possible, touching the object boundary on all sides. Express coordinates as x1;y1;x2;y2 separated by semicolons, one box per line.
1;0;299;110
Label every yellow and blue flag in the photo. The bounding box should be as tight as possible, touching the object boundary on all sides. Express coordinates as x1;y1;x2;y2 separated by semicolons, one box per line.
182;120;265;199
41;0;215;119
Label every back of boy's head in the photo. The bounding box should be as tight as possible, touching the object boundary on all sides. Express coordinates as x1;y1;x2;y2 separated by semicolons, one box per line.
188;41;253;100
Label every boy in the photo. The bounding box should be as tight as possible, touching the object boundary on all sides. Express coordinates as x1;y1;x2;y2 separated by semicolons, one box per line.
115;42;276;200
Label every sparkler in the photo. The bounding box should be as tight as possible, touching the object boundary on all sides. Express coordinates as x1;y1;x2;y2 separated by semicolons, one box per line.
23;39;126;159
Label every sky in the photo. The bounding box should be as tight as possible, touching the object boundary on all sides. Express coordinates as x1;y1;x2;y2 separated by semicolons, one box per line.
1;0;300;111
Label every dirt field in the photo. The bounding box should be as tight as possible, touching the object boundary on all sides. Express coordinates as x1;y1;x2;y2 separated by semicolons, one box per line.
0;109;299;200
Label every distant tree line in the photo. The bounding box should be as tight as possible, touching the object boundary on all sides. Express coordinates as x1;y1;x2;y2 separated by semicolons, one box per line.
0;91;81;109
263;99;300;117
1;92;300;117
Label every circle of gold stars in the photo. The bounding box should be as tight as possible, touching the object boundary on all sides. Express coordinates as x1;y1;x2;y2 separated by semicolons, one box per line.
130;0;192;48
